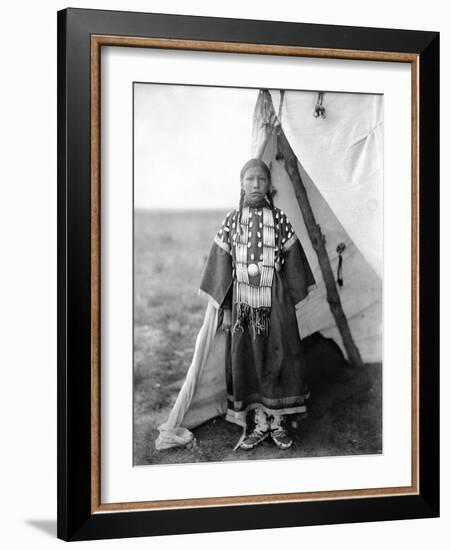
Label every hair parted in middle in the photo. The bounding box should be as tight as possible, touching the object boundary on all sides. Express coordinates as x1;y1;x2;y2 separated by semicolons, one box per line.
239;158;272;182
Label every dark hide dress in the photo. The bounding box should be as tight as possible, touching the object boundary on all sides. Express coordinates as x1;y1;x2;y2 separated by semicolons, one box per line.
199;203;315;428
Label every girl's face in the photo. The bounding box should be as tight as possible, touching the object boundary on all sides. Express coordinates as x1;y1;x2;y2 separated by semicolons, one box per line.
241;165;270;203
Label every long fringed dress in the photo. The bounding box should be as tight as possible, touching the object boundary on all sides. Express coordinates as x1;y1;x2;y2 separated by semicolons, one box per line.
199;201;315;428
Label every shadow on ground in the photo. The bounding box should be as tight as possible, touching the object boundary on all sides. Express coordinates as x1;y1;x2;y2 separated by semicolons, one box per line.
25;519;57;538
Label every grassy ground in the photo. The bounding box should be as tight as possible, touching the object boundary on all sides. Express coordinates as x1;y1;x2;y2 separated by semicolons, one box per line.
133;209;382;466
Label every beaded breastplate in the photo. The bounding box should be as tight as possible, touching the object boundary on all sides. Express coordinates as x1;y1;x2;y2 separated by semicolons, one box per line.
231;205;279;336
233;205;275;308
214;204;295;337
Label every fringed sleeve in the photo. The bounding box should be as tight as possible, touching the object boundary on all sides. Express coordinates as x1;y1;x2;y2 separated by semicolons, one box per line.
278;210;316;308
199;211;234;309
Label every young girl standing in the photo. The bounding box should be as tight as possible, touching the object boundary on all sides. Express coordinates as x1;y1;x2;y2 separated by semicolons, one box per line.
199;158;315;450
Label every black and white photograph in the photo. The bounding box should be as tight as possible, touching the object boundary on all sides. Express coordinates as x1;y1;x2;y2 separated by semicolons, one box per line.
133;83;383;466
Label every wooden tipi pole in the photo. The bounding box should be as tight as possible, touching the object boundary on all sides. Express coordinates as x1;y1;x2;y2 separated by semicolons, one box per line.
259;90;364;368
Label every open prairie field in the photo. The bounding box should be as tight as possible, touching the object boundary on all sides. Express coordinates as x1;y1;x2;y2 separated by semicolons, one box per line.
133;209;382;466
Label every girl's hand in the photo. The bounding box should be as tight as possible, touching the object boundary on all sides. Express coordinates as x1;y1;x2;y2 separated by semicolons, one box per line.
221;309;232;332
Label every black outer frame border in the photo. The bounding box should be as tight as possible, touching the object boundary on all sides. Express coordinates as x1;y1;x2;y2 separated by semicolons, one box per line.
57;7;439;542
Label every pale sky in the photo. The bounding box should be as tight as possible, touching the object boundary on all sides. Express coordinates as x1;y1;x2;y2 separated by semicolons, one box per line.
134;83;259;210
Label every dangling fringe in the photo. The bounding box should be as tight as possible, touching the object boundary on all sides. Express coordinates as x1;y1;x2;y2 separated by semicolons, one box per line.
236;282;271;308
232;302;271;338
